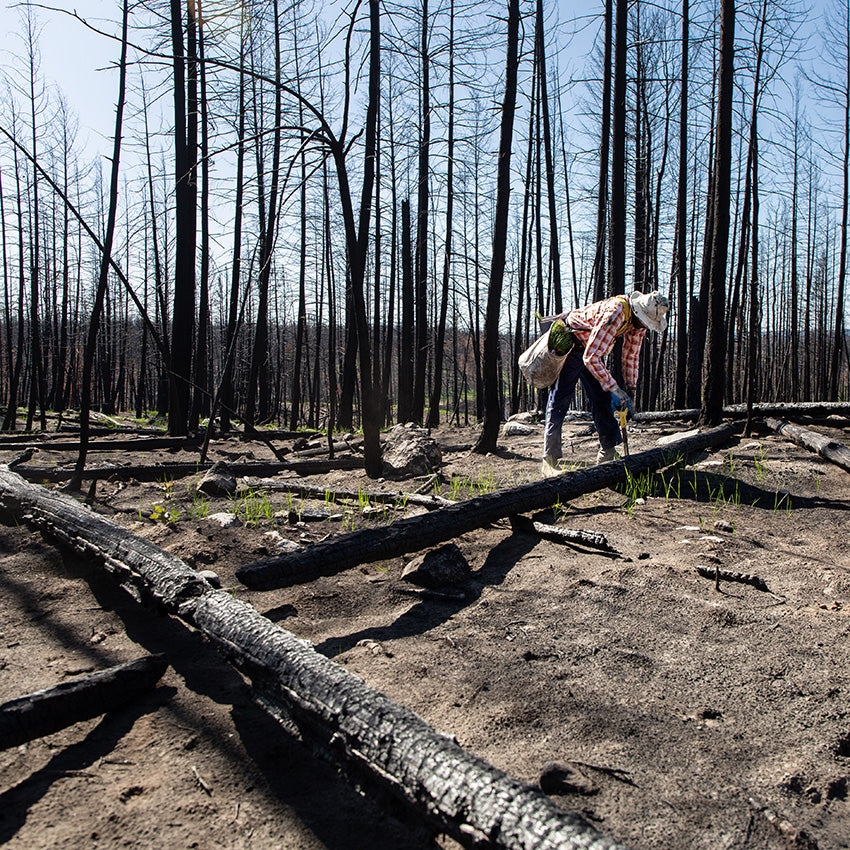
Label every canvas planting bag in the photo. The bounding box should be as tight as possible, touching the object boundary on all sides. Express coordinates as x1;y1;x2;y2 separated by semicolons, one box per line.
518;329;568;389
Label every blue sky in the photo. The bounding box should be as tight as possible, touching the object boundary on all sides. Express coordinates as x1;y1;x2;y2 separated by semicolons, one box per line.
0;1;124;161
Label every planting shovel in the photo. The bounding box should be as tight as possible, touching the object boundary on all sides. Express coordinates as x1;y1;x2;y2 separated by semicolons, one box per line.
616;408;630;456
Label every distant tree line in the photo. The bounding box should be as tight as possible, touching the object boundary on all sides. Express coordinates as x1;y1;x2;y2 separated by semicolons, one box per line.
0;0;849;474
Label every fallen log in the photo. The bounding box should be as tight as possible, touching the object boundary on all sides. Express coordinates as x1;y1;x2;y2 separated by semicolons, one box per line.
237;422;742;589
240;479;456;510
0;435;204;453
293;438;363;458
12;456;364;484
508;515;616;554
0;464;627;850
239;428;323;441
634;401;850;424
0;654;168;751
7;448;35;468
763;417;850;473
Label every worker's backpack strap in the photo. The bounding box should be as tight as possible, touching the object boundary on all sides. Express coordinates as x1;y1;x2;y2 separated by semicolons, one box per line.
612;294;632;335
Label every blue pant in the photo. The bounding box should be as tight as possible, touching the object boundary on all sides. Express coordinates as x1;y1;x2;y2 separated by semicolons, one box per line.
543;346;621;459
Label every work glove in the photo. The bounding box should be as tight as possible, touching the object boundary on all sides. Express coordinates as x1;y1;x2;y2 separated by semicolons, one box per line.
610;386;634;420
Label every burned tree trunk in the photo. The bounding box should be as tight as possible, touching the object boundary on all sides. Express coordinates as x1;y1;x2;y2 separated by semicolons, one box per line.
763;418;850;473
12;457;365;484
238;423;741;589
0;464;627;850
0;655;168;751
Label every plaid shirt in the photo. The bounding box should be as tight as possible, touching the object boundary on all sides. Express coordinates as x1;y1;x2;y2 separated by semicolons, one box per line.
565;296;646;391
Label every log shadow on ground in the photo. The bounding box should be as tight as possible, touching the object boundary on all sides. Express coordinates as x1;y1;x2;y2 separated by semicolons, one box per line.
611;469;850;511
0;561;120;672
0;698;169;843
313;532;539;658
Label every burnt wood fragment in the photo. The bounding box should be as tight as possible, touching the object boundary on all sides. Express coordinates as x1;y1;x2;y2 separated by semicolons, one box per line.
509;515;616;553
0;655;168;750
696;565;769;592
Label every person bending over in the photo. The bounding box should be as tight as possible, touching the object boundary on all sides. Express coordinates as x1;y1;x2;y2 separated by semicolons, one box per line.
541;290;670;476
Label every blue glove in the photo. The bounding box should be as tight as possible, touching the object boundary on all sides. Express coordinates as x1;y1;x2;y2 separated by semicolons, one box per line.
610;388;634;419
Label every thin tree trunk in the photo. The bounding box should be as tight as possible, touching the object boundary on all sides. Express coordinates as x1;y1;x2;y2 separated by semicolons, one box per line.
427;0;454;428
609;0;627;298
220;26;246;434
537;0;562;314
247;0;283;429
412;0;431;424
592;0;613;302
830;0;850;399
71;0;129;488
699;0;735;426
190;3;211;431
168;0;197;436
474;0;520;454
397;198;414;423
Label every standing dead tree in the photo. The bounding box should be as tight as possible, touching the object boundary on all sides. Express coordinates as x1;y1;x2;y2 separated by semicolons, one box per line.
0;463;628;850
475;0;520;454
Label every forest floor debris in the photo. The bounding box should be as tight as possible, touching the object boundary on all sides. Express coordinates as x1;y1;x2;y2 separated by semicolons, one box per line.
0;416;849;849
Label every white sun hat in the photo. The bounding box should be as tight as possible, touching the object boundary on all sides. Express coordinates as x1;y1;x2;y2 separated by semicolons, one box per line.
629;290;670;333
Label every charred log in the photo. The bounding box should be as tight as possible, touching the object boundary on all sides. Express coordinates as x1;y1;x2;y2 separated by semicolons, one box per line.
240;479;456;510
763;418;850;473
0;436;204;453
12;456;364;484
509;515;616;554
237;423;741;589
0;655;168;751
634;402;850;424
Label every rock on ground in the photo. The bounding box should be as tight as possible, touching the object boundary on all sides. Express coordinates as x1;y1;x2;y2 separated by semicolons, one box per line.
401;543;471;588
197;461;237;496
382;424;442;478
503;421;537;436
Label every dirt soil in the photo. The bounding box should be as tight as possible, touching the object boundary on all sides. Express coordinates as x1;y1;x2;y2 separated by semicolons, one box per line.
1;414;849;850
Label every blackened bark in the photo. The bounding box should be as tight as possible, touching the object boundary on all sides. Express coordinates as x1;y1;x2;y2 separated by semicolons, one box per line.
169;0;197;436
474;0;520;454
190;8;211;431
609;0;627;296
537;0;562;314
220;30;246;434
398;198;415;423
674;0;689;408
412;0;431;424
71;0;129;488
700;0;735;426
426;0;454;428
0;655;168;751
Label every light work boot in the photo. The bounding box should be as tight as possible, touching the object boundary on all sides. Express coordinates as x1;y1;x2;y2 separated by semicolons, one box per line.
595;446;617;464
541;455;562;478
